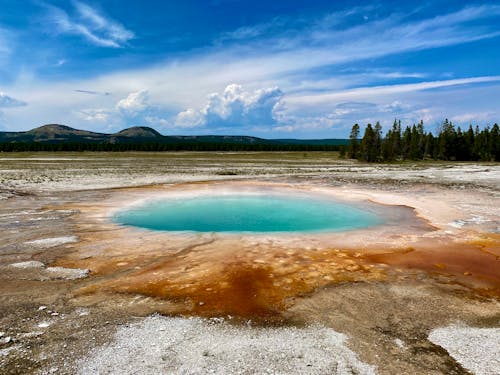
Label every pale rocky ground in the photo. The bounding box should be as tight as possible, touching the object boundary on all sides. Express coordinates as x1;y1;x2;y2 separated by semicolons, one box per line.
0;152;499;374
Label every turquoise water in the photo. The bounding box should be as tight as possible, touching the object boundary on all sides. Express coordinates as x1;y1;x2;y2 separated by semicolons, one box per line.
114;194;383;233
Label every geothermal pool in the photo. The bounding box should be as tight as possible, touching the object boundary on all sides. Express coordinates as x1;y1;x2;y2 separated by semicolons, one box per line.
113;194;383;233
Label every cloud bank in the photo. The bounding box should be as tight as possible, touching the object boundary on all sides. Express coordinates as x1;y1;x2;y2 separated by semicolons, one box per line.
176;84;283;128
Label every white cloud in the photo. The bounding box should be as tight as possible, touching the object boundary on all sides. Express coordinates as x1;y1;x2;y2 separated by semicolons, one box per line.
46;1;134;48
451;112;497;124
116;90;150;115
379;100;413;113
144;116;171;128
0;92;27;108
175;108;205;128
76;108;110;122
285;76;500;109
176;84;283;128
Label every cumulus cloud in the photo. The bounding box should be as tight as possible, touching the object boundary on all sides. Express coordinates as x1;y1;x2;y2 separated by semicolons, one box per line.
75;89;177;131
46;1;134;48
175;108;205;128
176;84;284;128
116;90;150;115
71;90;149;125
76;108;110;122
0;92;27;108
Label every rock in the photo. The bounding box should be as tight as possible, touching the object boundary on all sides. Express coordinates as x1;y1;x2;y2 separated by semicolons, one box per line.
24;236;77;248
0;336;12;345
45;267;90;280
0;344;21;357
394;338;406;349
18;331;44;339
8;261;45;269
38;306;47;311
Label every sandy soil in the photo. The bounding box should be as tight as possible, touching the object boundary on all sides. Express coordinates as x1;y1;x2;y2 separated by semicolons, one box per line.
0;152;499;374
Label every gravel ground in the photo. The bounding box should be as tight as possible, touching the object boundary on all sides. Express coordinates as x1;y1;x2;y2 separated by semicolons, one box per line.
428;325;500;375
77;315;376;375
1;153;499;193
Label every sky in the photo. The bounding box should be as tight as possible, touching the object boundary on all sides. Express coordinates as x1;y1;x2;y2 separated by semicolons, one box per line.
0;0;499;138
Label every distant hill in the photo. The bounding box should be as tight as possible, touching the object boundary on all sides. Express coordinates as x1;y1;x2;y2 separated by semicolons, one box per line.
0;124;108;143
113;126;162;138
0;124;349;151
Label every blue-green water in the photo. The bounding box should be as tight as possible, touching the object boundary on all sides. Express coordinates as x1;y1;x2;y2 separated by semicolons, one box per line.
114;194;383;233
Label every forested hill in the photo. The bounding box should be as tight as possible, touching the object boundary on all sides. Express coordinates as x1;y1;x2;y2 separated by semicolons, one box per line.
0;124;348;151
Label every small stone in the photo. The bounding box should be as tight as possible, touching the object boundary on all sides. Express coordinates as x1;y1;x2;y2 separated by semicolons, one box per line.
9;261;45;269
77;309;90;316
463;272;472;276
45;267;89;280
394;338;406;349
38;306;47;311
0;336;12;344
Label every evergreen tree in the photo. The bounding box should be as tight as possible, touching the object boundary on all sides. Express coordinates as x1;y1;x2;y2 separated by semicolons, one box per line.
408;124;421;160
373;121;383;161
348;124;360;159
491;124;500;161
424;132;435;159
437;119;456;160
360;123;377;162
390;119;401;160
401;126;412;160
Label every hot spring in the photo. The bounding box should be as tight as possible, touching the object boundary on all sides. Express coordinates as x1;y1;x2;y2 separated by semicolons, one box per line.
113;193;384;233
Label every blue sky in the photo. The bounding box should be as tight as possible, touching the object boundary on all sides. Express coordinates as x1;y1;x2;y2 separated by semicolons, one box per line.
0;0;499;137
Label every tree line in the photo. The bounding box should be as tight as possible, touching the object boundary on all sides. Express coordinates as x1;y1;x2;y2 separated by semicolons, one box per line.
0;141;343;152
341;119;499;162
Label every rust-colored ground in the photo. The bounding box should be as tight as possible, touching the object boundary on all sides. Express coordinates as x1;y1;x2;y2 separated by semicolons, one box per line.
364;236;500;295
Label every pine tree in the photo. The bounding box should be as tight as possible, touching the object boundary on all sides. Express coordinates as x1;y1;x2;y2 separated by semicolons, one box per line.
348;124;360;159
373;121;382;161
401;126;411;160
491;124;499;161
360;123;376;162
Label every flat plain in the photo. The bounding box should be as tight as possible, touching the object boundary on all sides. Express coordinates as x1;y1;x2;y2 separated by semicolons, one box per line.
0;152;499;374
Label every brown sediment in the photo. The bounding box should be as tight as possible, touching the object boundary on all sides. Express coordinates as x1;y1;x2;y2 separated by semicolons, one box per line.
363;237;500;294
67;243;388;320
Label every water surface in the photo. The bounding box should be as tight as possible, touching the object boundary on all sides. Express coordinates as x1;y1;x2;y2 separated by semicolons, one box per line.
114;194;383;233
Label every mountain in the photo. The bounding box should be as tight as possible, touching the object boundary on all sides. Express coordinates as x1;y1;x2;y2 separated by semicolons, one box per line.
0;124;108;143
113;126;162;138
0;124;349;151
